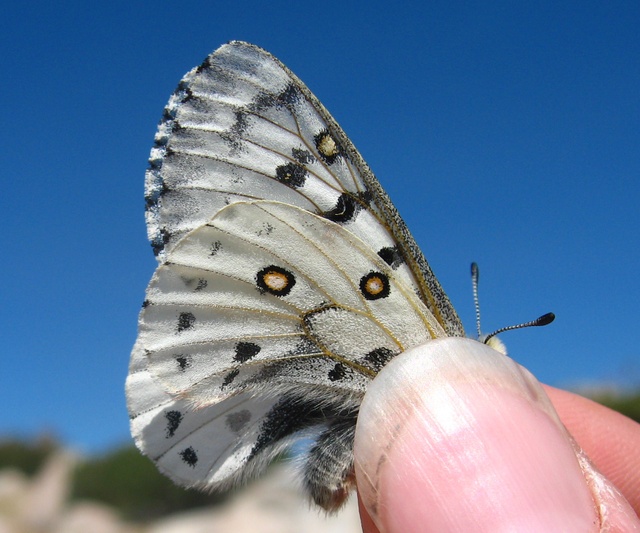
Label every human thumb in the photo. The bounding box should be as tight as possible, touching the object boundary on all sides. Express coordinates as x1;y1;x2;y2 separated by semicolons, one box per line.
354;338;638;532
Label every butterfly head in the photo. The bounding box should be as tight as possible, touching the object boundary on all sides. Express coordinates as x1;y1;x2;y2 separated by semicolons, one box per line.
479;334;508;355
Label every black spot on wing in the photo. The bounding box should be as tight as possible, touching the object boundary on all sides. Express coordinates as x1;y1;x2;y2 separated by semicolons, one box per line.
322;194;357;223
292;147;315;164
181;276;207;291
321;191;372;224
177;312;196;332
275;162;307;188
180;446;198;467
219;134;244;154
175;355;191;371
210;241;222;256
251;92;276;111
222;368;240;389
251;83;302;111
234;342;261;363
231;109;249;137
363;347;396;372
359;189;374;205
278;83;302;106
377;246;405;269
328;362;347;382
256;222;274;237
220;112;248;154
165;410;183;438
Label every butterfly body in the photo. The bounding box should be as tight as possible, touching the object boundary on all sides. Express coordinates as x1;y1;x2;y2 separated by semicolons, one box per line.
128;41;464;510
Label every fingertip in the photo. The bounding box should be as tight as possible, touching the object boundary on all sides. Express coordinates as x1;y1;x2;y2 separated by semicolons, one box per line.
354;338;600;532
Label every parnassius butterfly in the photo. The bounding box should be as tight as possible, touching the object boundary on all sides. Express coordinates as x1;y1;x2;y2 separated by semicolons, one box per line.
126;41;478;511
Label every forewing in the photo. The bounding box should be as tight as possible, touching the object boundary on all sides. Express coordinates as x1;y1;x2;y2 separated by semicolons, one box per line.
145;41;463;336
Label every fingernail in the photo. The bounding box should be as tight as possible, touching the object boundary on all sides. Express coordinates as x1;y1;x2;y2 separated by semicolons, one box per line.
354;338;598;533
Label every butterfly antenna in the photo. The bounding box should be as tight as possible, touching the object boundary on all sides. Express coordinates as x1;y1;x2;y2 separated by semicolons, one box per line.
470;262;555;351
483;312;555;344
471;262;482;338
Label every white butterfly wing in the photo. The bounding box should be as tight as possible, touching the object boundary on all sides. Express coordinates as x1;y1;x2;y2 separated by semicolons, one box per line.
130;201;444;504
130;41;468;510
145;41;463;337
127;340;288;490
141;201;443;404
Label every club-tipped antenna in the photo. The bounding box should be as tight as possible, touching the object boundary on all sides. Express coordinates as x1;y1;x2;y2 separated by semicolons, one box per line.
470;262;555;348
471;262;482;338
483;312;555;344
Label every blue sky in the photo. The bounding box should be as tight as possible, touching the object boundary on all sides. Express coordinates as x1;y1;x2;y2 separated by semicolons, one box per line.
2;1;638;453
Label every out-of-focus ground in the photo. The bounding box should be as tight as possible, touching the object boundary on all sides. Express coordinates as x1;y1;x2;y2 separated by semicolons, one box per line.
0;450;361;533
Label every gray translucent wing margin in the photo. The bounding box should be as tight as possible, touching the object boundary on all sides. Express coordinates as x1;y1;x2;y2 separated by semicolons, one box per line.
145;40;464;337
127;339;360;493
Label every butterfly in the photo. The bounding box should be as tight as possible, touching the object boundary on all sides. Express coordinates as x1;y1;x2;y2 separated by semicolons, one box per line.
126;41;536;512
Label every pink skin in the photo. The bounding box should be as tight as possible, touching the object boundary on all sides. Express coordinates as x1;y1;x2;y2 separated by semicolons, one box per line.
354;338;640;533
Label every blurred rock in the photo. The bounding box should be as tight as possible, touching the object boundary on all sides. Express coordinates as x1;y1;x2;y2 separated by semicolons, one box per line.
0;515;15;533
20;451;77;530
0;469;28;513
54;502;134;533
149;464;361;533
